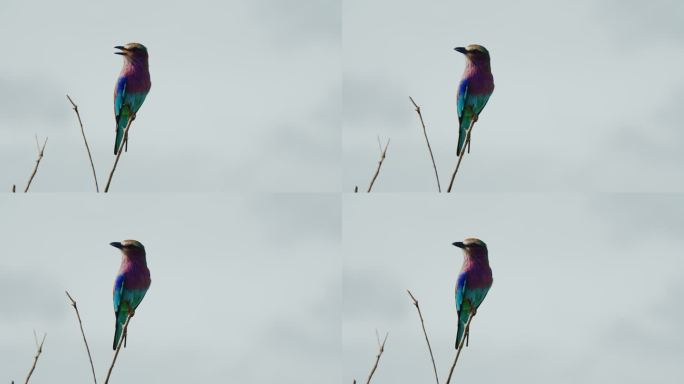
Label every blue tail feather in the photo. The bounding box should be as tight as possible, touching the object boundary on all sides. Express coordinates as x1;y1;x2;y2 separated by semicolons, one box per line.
457;112;473;155
114;110;129;154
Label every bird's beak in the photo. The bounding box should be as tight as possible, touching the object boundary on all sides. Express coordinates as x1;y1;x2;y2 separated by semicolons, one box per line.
110;241;123;249
454;47;467;54
452;241;466;249
114;46;127;55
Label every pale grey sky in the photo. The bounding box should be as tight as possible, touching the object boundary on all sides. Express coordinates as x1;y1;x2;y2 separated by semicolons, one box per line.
343;0;684;192
343;194;684;383
0;194;340;383
2;0;683;383
0;0;340;192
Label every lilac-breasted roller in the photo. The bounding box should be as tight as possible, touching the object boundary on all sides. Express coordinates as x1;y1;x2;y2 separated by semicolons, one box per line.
452;238;493;349
111;239;151;350
113;43;151;154
454;44;494;155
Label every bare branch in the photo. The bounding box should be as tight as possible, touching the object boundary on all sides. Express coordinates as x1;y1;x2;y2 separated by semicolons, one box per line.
24;332;46;384
446;118;476;192
409;97;441;192
444;311;475;384
104;115;135;193
66;95;99;192
364;332;388;384
407;290;439;384
103;314;132;384
366;138;390;193
23;136;48;193
65;291;98;384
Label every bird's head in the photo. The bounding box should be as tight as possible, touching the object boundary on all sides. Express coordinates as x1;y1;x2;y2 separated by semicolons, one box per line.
110;239;146;259
115;43;149;63
452;237;488;259
454;44;490;65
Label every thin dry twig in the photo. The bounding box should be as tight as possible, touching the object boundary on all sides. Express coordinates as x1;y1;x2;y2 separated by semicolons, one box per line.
24;332;46;384
364;331;388;384
104;115;135;193
407;290;439;384
65;291;98;384
23;136;48;193
409;97;441;192
446;118;476;192
66;95;99;192
444;311;474;384
366;138;390;193
103;314;132;384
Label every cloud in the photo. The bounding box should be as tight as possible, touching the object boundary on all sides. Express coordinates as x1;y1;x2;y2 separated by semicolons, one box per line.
251;0;341;47
343;268;406;322
343;74;412;129
588;194;684;240
0;269;65;324
598;0;684;44
0;76;69;127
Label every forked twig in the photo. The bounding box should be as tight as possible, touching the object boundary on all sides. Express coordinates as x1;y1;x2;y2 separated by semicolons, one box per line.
23;136;48;192
364;331;388;384
444;311;474;384
24;332;46;384
446;118;476;192
66;95;99;192
407;290;439;384
409;97;441;192
104;115;135;193
103;314;132;384
65;291;98;384
366;138;390;192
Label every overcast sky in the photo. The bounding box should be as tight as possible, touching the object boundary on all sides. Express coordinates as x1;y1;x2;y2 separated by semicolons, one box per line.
344;0;684;192
3;0;682;193
343;194;684;384
2;0;683;383
0;194;340;383
0;0;340;192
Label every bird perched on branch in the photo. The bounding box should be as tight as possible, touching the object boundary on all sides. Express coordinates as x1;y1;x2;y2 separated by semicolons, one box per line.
113;43;151;154
111;239;151;349
453;238;493;349
454;44;494;155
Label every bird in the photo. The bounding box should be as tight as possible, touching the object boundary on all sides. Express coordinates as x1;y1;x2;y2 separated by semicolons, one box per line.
452;237;493;349
113;43;151;154
111;239;151;350
454;44;494;155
